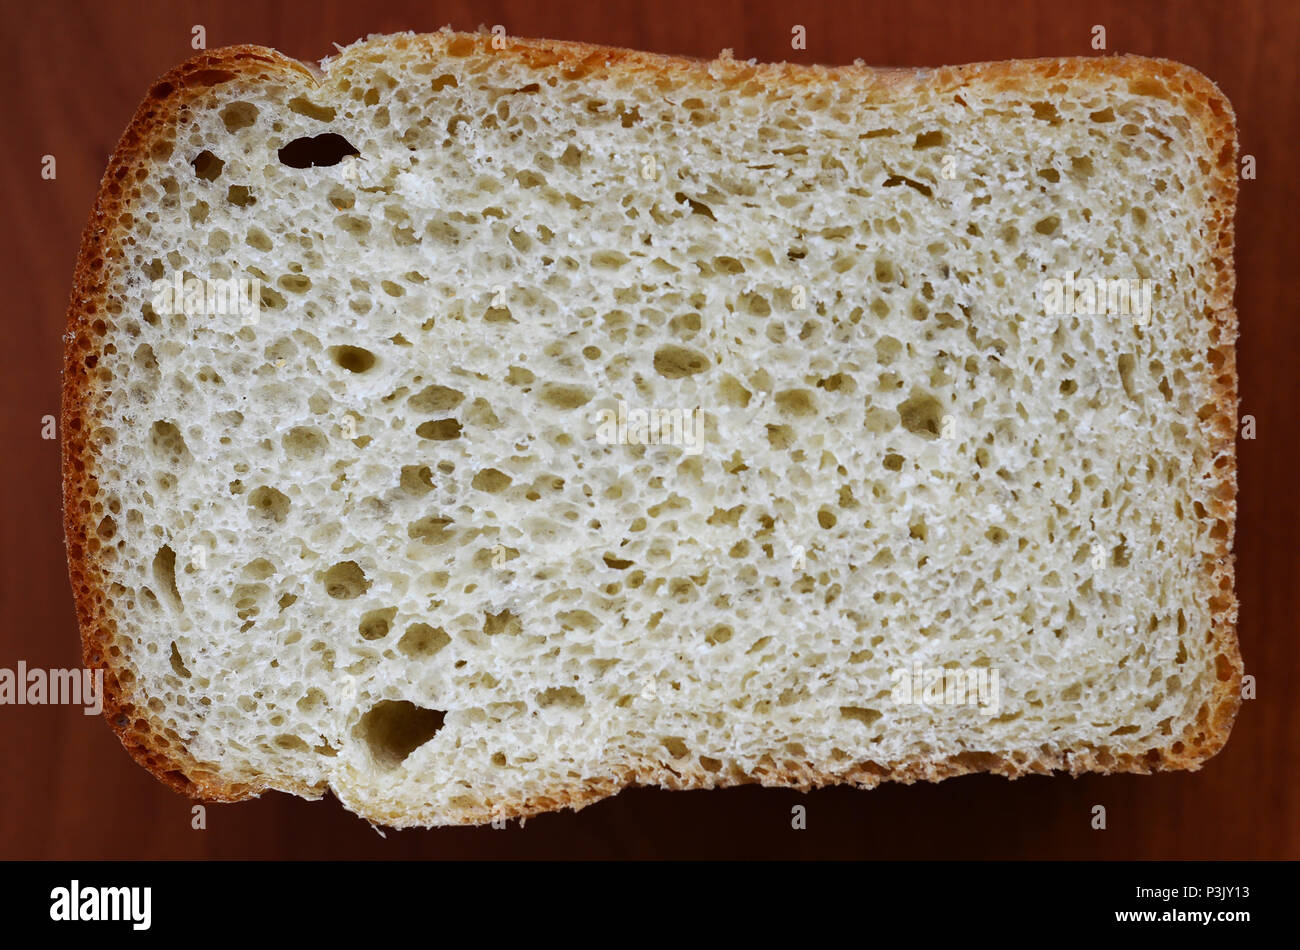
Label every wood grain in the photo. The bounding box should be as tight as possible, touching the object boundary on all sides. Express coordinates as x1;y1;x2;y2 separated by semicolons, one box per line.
1;0;1294;859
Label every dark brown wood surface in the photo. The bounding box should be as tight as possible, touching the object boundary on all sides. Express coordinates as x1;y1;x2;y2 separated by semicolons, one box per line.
2;0;1295;859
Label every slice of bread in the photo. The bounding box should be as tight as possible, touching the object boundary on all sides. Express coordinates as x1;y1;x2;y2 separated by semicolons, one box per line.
62;29;1241;827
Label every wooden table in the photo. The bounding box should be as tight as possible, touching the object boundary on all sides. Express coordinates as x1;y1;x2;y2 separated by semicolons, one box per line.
2;0;1295;859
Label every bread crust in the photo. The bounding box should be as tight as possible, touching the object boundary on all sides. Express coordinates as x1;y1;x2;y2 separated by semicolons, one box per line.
62;29;1241;825
63;45;322;802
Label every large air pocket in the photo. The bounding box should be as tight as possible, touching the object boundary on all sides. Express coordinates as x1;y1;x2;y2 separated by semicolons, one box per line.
355;700;446;770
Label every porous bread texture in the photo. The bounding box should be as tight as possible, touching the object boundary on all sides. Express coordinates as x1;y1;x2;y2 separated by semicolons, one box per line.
63;30;1240;827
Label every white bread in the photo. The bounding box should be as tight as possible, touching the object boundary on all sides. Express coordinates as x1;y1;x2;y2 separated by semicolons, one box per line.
62;29;1241;826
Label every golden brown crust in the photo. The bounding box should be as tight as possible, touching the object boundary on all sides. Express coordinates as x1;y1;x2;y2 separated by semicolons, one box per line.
64;29;1240;824
62;45;318;804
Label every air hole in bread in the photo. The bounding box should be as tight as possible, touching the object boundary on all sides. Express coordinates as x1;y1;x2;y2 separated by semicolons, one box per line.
664;192;710;219
1112;536;1132;568
282;426;327;458
149;420;191;464
1034;215;1060;235
840;706;883;727
1117;353;1140;401
1030;101;1062;123
705;624;733;645
538;383;593;409
258;285;286;311
220;101;259;133
323;561;370;599
408;384;465;412
277;133;361;169
188;69;237;87
277;274;310;294
359;607;397;641
152;545;182;609
329;345;375;373
399;465;434;495
898;391;944;438
775;388;817;417
514;167;544;187
882;174;932;197
245;227;273;251
483;610;522;636
766;424;795;450
741;293;771;317
398;623;451;658
335;214;371;239
190;150;224;181
287;96;337;122
653;345;708;378
356;700;446;769
668;313;701;339
536;686;585;709
471;468;512;492
416;418;462;440
408;515;455;544
247;485;290;522
169;641;192;678
718;375;752;407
